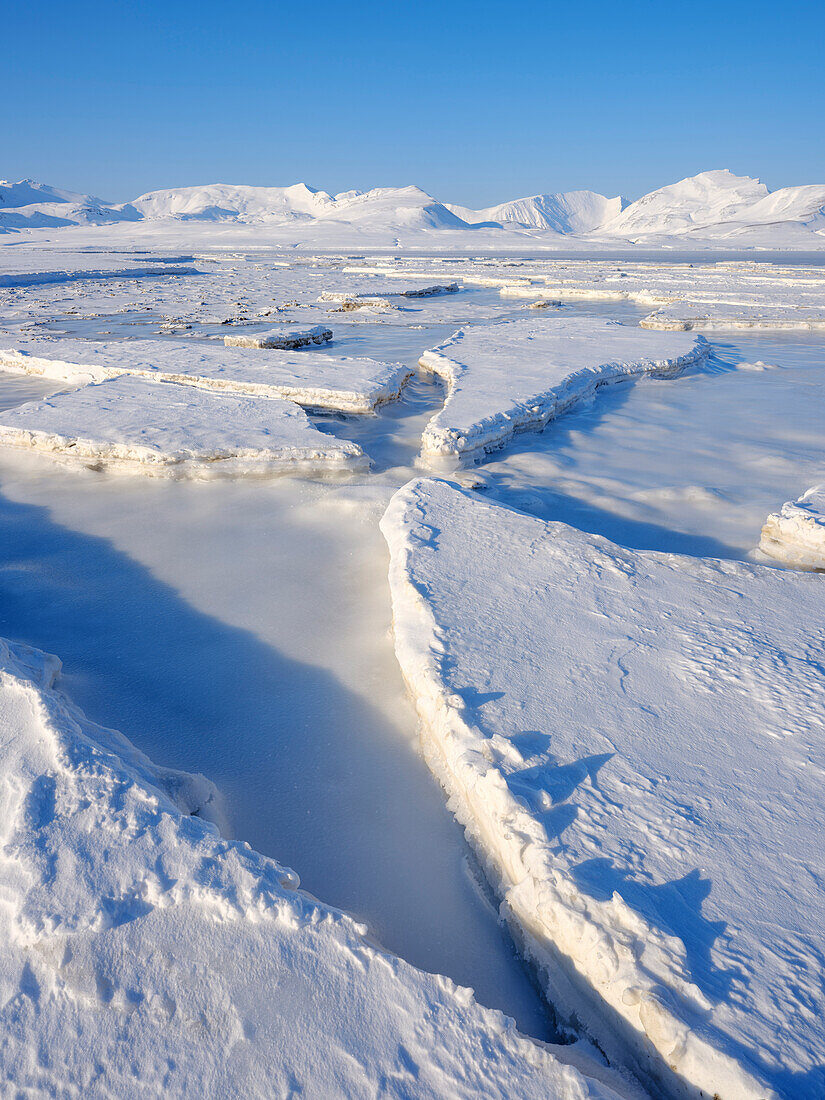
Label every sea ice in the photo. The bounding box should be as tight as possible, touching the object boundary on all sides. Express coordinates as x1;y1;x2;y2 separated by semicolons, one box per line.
0;337;411;412
0;375;365;477
417;318;708;464
0;635;619;1099
759;484;825;568
224;324;333;348
382;477;825;1100
641;302;825;331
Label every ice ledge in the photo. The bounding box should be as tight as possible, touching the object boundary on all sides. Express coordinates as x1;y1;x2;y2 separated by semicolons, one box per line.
759;484;825;568
381;478;785;1100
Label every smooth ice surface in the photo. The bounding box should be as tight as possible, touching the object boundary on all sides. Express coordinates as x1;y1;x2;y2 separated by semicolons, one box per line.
418;318;707;463
760;484;825;568
0;636;619;1099
0;375;363;477
0;337;410;413
382;477;825;1099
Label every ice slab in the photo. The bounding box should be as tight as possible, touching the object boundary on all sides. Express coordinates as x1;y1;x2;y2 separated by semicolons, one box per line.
759;484;825;568
641;302;825;331
0;376;364;478
417;318;708;464
224;324;333;348
382;478;825;1100
0;337;411;413
0;635;620;1099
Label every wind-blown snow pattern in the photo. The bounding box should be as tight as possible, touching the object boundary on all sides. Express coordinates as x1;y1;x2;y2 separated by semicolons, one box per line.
0;376;365;478
417;319;708;464
0;337;411;413
0;634;621;1099
759;484;825;568
381;477;825;1100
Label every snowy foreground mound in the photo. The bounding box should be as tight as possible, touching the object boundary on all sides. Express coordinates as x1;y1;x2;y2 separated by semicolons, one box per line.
0;337;409;413
0;636;621;1099
418;320;708;464
0;376;364;478
382;478;825;1100
759;484;825;568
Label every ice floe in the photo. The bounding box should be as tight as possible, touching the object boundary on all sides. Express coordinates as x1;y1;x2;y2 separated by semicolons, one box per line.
759;484;825;568
0;337;411;413
0;376;364;477
417;318;708;465
382;477;825;1099
223;324;333;348
0;634;619;1098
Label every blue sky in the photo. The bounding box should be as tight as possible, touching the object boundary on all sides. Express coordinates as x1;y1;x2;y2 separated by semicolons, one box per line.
5;0;824;206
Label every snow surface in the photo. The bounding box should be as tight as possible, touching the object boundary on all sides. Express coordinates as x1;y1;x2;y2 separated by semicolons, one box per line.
417;319;708;464
0;337;411;413
0;376;364;478
0;634;621;1099
759;484;825;568
381;477;825;1100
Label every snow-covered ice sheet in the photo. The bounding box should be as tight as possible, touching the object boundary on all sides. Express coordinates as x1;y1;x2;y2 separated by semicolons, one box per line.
0;376;364;477
0;337;410;413
0;634;620;1099
224;323;333;348
641;302;825;331
417;319;708;464
381;477;825;1100
497;260;825;331
759;484;825;568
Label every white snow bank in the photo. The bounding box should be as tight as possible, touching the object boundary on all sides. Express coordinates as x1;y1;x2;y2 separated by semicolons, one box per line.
0;635;621;1098
224;324;333;349
759;484;825;568
417;319;708;464
0;338;411;413
382;478;825;1099
0;376;364;478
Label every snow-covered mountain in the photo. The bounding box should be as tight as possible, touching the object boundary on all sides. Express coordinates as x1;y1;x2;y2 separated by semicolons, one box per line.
447;190;627;234
0;178;140;230
2;170;824;246
130;182;467;231
595;169;768;238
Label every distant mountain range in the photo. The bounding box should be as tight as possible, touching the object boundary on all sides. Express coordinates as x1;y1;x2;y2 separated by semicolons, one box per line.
2;170;824;247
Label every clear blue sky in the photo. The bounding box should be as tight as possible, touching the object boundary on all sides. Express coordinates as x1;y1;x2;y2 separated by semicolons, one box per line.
5;0;824;206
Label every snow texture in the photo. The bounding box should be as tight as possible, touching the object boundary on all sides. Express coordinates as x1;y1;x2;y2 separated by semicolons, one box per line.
759;484;825;568
382;477;825;1100
223;324;333;348
0;376;365;478
417;319;708;464
0;338;411;413
0;634;620;1099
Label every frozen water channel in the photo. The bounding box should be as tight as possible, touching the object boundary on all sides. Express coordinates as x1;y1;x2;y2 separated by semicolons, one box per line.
0;329;557;1040
0;271;823;1061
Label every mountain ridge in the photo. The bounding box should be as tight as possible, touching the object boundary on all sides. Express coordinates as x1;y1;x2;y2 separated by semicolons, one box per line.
2;170;824;246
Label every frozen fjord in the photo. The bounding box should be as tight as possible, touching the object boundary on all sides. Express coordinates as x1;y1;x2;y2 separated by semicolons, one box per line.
382;477;825;1099
1;247;825;1096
